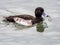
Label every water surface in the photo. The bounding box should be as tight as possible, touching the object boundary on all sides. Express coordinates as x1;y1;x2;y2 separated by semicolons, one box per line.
0;0;60;45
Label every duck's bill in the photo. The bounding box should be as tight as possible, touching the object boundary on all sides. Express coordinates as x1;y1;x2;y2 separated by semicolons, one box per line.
42;12;48;17
42;12;52;21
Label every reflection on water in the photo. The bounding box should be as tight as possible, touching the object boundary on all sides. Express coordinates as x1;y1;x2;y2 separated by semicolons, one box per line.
36;21;44;32
3;19;47;32
3;19;35;29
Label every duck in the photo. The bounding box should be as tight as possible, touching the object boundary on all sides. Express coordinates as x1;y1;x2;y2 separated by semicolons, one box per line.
4;7;48;26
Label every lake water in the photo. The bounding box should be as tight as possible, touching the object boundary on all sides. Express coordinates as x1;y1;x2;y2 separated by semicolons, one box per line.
0;0;60;45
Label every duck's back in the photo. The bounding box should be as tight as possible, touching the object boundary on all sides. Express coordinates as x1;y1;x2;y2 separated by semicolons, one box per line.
13;14;35;20
5;14;35;22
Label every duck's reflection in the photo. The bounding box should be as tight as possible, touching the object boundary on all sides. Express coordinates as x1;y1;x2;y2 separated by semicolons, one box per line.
36;21;44;32
3;19;48;32
36;21;48;32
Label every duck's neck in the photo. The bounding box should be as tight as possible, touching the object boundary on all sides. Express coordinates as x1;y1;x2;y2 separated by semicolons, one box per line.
36;17;42;19
36;16;43;21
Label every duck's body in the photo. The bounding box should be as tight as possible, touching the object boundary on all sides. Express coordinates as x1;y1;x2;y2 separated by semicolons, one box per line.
4;7;45;26
5;14;43;24
6;14;35;22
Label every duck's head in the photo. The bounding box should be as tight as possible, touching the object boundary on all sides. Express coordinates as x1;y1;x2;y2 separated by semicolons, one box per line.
35;7;44;18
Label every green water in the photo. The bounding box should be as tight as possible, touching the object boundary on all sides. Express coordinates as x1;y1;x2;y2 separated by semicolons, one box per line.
36;21;44;32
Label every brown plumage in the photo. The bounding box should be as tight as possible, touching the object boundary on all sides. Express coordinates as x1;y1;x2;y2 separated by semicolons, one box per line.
4;7;44;25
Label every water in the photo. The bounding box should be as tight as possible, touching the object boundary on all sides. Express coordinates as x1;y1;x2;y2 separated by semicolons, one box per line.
0;0;60;45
